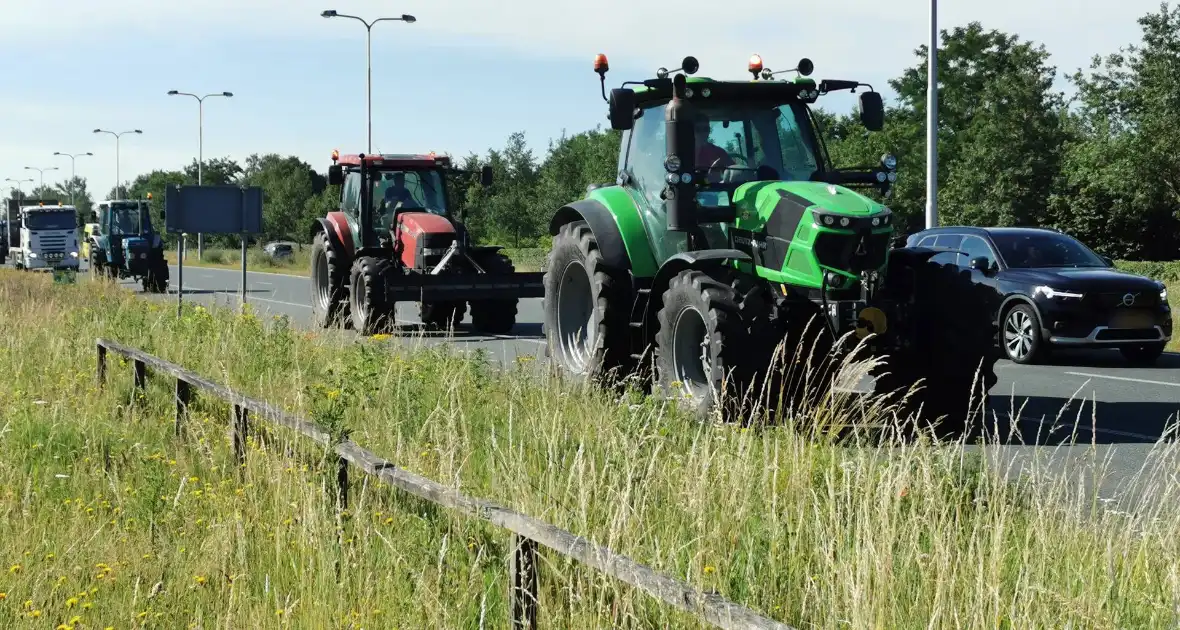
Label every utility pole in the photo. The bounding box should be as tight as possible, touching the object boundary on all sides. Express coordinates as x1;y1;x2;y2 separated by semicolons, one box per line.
53;152;94;206
925;0;939;229
93;129;143;200
167;90;233;260
321;9;417;153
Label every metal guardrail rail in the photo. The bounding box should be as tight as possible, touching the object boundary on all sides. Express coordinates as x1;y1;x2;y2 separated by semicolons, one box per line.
95;337;795;630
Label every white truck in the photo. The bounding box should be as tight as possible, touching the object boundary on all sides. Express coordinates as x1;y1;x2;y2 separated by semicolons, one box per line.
8;202;81;272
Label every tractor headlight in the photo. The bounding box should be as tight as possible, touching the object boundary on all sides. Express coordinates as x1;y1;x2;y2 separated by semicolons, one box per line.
664;155;681;172
876;171;887;183
70;251;78;258
28;252;37;258
881;153;898;170
1034;285;1084;300
680;172;692;184
665;172;680;185
839;217;850;227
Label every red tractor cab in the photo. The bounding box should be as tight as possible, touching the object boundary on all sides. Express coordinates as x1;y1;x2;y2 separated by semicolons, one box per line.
309;150;543;334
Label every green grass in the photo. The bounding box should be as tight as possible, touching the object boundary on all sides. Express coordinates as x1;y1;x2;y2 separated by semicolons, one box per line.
2;271;1180;628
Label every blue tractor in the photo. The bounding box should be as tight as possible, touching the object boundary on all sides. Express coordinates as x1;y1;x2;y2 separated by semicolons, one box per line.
88;196;169;293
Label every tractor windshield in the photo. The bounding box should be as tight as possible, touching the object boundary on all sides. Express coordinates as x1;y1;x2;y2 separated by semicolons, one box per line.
109;202;145;235
692;100;823;185
24;210;76;231
372;168;447;222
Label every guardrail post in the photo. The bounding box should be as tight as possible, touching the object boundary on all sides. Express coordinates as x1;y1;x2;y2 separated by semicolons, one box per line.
133;359;146;390
509;534;538;629
175;379;191;436
232;405;248;469
96;343;107;387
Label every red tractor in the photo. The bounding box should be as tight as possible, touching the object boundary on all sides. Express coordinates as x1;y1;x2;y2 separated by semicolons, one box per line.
310;150;543;335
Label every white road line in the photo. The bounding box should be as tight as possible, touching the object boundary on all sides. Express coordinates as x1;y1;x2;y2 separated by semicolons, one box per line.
170;264;308;280
1065;371;1180;388
182;289;311;310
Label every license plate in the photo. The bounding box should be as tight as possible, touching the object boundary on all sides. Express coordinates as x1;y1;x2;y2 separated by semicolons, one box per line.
1110;310;1154;329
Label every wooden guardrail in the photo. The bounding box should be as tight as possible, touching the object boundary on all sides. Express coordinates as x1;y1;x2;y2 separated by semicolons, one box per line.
95;337;794;630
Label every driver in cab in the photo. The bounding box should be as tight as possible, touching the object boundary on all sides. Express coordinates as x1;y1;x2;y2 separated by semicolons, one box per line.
381;172;420;210
694;119;733;183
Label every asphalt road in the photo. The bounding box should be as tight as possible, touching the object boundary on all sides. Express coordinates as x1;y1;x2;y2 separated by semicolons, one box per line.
106;262;1180;510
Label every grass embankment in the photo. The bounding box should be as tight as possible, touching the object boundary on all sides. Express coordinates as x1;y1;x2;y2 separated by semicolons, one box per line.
2;272;1179;628
163;246;547;276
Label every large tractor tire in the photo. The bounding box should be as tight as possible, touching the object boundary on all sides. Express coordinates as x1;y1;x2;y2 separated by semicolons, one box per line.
142;255;169;293
420;301;466;331
872;253;1000;438
542;220;632;385
311;230;350;328
654;268;754;420
349;256;397;335
469;250;518;334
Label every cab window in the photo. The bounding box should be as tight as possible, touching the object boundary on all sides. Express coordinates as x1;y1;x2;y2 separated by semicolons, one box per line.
342;172;361;217
958;235;996;268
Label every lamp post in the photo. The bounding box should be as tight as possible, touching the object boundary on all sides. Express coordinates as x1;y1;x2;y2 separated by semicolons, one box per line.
23;166;59;190
321;9;417;153
53;152;94;206
925;0;939;229
92;129;142;200
5;178;33;195
167;90;233;260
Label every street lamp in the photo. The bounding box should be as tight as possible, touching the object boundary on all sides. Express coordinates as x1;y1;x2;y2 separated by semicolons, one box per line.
167;90;233;260
53;152;94;205
5;177;34;195
23;166;59;190
321;9;416;153
93;129;143;200
925;0;939;228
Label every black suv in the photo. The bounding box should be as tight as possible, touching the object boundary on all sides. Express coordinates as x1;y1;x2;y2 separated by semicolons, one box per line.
904;226;1172;365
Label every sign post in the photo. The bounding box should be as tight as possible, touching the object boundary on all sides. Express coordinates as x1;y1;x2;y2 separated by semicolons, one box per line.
164;184;264;315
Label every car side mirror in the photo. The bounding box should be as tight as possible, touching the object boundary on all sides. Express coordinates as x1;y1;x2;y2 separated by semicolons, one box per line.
328;164;344;186
608;88;636;131
969;256;992;272
859;91;884;131
480;165;493;187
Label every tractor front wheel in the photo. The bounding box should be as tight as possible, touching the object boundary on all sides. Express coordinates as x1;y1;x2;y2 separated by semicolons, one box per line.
349;256;396;335
142;257;169;293
543;221;631;384
654;268;753;420
311;230;349;328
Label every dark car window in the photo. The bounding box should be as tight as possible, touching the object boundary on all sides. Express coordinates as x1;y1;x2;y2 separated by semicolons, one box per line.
958;235;995;268
917;235;937;248
991;231;1106;269
933;234;963;250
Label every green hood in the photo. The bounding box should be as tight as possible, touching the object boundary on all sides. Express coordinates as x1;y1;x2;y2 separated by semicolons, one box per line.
732;180;887;229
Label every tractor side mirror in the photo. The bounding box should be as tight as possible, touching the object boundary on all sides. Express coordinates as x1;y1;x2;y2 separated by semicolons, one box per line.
328;164;344;186
969;257;990;272
480;165;493;187
159;209;165;221
859;91;884;131
608;88;637;131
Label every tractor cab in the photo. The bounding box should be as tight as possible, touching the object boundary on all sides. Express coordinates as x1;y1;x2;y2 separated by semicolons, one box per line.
90;196;165;282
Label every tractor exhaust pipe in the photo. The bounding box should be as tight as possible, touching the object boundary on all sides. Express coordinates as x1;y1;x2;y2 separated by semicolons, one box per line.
664;73;701;247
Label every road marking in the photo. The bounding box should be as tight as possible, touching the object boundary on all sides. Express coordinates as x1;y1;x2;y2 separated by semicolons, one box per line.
182;289;311;310
1065;371;1180;388
169;264;308;280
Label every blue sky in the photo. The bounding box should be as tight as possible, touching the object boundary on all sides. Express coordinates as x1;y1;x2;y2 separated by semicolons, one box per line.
0;0;1164;201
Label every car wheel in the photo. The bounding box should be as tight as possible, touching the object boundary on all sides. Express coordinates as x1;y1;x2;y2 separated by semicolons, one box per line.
1002;303;1043;364
1120;342;1165;365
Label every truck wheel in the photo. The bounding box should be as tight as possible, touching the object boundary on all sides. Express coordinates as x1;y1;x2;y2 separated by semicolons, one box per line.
543;221;631;384
654;268;753;420
420;301;466;331
470;250;518;335
311;230;349;328
349;256;396;335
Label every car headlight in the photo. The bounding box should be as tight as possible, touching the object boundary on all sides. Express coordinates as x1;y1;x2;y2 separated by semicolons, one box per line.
28;252;37;258
1034;285;1084;299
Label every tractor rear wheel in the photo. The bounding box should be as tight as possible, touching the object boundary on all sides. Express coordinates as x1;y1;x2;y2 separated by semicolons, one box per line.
311;230;349;328
543;221;631;384
420;301;466;331
349;256;396;335
469;250;518;335
655;268;753;420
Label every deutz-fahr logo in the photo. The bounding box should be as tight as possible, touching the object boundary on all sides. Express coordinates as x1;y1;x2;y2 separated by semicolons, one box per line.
733;234;766;250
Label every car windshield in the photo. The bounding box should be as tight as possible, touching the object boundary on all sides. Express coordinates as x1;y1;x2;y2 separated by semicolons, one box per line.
992;231;1107;268
371;168;447;224
691;100;822;184
24;210;76;231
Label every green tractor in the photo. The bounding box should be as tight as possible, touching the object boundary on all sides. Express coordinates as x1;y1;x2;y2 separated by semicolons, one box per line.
542;53;1000;427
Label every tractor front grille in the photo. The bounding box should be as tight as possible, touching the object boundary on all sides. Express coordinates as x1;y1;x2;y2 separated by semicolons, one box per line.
813;230;890;274
416;233;456;271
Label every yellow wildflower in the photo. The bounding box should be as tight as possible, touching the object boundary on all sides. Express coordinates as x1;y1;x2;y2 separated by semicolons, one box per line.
66;597;79;608
8;563;21;573
194;575;207;586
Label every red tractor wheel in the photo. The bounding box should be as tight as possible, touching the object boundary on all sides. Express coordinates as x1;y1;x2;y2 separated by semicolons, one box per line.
349;256;397;335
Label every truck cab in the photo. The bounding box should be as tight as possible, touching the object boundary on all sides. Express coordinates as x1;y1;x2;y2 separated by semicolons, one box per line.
11;203;80;271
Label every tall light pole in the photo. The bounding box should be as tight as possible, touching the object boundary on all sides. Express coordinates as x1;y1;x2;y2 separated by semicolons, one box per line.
321;9;417;153
5;178;33;196
167;90;233;260
93;129;142;200
925;0;939;229
23;166;59;190
53;152;94;206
